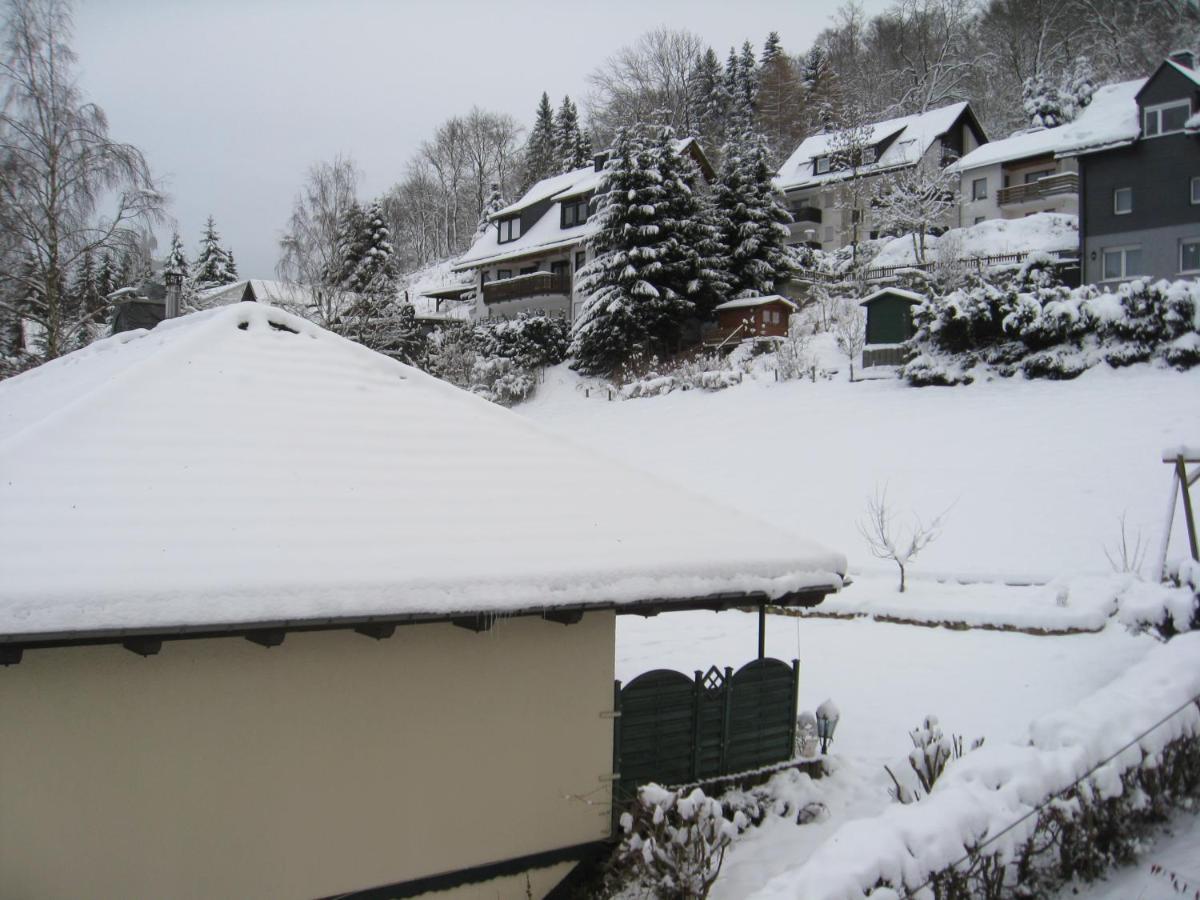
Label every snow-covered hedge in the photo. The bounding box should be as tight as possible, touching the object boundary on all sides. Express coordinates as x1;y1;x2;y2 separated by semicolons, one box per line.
902;261;1200;385
619;351;744;399
748;633;1200;900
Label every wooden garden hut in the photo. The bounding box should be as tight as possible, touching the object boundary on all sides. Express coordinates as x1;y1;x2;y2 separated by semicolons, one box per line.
709;295;798;347
0;304;845;899
860;287;924;367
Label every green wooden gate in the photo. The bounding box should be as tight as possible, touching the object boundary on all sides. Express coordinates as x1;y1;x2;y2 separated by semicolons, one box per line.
612;658;800;817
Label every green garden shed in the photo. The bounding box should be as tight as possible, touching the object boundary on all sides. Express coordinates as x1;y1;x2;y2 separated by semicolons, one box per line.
860;287;924;367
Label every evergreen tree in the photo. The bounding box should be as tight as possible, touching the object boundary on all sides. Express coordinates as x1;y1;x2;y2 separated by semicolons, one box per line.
97;251;117;301
761;31;782;66
334;198;402;354
737;40;759;113
712;93;794;297
1022;73;1068;129
521;92;558;190
165;231;188;279
1064;56;1096;116
554;95;591;172
758;31;803;163
344;199;397;299
570;124;715;375
476;182;507;236
225;249;238;281
192;216;235;288
327;201;365;290
693;47;730;152
69;249;104;327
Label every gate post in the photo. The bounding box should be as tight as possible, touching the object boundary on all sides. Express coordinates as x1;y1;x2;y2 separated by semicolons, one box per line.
789;659;801;758
611;679;622;836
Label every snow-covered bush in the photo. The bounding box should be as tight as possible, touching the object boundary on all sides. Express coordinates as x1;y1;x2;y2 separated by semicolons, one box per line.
467;356;536;406
619;351;744;399
615;785;749;900
474;311;569;370
884;716;984;804
903;267;1200;385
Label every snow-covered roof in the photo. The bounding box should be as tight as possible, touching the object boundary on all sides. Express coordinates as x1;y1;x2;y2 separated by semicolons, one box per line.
775;103;972;192
0;304;845;641
714;295;799;311
951;80;1146;171
860;288;924;305
196;278;320;314
456;138;709;272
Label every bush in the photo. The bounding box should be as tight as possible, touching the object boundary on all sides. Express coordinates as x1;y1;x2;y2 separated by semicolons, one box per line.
475;311;570;370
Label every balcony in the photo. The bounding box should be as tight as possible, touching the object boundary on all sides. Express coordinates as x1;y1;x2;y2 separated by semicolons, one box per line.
790;205;822;224
996;172;1078;206
482;271;571;305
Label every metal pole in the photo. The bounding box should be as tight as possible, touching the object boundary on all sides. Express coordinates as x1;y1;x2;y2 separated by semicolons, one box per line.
758;604;766;660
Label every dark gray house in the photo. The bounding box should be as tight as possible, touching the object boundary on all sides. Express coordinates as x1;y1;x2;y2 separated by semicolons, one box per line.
1072;52;1200;286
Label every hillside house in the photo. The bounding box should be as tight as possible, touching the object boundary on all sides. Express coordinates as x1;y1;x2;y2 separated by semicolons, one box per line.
1065;52;1200;286
453;139;714;323
774;103;987;252
0;304;845;899
949;79;1145;228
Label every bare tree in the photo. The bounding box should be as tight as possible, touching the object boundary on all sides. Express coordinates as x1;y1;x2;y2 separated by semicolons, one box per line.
871;0;977;114
1104;511;1147;575
0;0;163;364
420;116;472;255
871;158;959;264
857;485;951;592
826;102;876;262
833;297;867;380
585;27;706;144
461;106;523;220
276;155;360;326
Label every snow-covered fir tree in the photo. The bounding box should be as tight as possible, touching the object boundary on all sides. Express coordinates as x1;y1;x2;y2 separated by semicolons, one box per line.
225;250;238;282
735;40;759;114
1022;73;1068;129
693;47;730;154
331;199;402;354
96;251;116;301
476;182;507;236
554;95;592;172
521;93;558;190
570;125;708;375
165;231;188;279
712;92;794;297
343;199;397;299
1064;56;1096;117
192;216;236;289
68;249;104;329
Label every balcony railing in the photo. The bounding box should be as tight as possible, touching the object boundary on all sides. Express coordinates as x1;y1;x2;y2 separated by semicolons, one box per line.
997;172;1078;206
790;206;822;224
482;271;571;305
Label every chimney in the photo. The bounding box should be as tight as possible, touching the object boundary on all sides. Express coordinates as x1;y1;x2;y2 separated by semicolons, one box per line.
593;151;610;172
1169;49;1195;69
163;270;183;319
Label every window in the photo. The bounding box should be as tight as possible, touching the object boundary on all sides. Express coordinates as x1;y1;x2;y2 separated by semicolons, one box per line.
481;271;491;284
815;155;831;174
862;147;877;164
1192;176;1199;205
1023;169;1055;184
850;208;863;224
519;265;537;276
1182;239;1200;274
497;269;512;280
1143;100;1192;137
497;217;521;243
972;177;987;200
560;196;590;228
974;216;986;225
1102;246;1142;281
574;250;586;270
1113;187;1133;215
550;260;569;279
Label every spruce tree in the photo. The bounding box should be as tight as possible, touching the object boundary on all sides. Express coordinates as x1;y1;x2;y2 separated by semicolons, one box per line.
694;47;729;151
554;95;591;172
737;40;759;114
225;249;238;281
569;125;710;375
713;93;794;297
476;183;507;236
69;249;104;330
165;231;188;279
521;92;558;190
97;251;116;301
192;216;235;288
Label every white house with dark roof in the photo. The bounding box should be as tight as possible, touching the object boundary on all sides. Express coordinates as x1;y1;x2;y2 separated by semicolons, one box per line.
453;138;713;322
948;79;1145;228
774;102;987;252
0;303;844;898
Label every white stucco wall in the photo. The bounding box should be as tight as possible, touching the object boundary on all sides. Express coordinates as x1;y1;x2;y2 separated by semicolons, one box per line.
0;611;616;899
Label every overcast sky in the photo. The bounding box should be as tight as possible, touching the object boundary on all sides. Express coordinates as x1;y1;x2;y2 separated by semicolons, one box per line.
73;0;887;278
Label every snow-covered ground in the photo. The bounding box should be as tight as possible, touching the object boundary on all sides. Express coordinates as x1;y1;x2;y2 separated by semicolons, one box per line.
523;362;1199;581
868;211;1078;269
521;361;1200;897
1068;806;1200;899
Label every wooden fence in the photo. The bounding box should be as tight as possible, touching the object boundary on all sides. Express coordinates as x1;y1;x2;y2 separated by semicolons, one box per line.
611;658;800;820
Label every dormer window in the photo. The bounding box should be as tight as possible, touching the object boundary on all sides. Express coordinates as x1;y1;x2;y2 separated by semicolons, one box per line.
862;147;877;164
497;217;521;244
560;196;590;228
815;156;831;174
1143;100;1191;137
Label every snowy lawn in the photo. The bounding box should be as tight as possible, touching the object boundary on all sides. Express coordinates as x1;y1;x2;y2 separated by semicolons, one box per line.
523;363;1200;580
523;363;1198;895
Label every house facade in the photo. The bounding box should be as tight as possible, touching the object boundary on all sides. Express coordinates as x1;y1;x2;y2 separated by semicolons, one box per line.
950;79;1145;228
0;303;845;899
1071;53;1200;286
774;103;987;252
453;139;713;323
